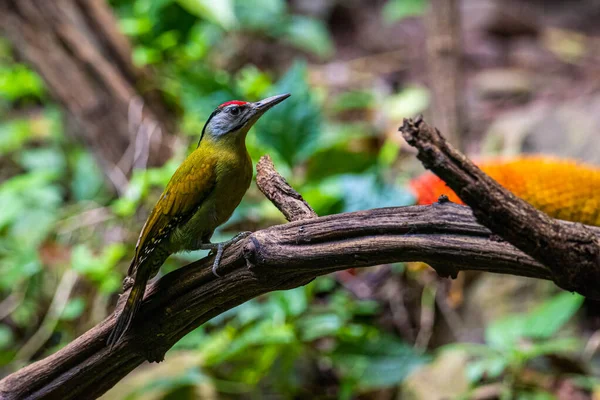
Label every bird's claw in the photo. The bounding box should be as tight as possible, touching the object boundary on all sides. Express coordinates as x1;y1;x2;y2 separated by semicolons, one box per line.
211;231;252;277
211;243;224;277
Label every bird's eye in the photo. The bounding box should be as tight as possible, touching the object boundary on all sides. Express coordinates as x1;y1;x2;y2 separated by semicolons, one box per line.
229;106;241;116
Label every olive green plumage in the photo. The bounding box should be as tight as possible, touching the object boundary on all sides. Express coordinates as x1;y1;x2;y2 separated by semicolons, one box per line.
108;94;290;347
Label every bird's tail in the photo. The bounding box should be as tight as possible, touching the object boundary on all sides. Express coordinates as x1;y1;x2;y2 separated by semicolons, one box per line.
107;267;151;348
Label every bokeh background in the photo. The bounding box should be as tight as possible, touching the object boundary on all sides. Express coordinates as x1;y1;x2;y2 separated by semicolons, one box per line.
1;0;600;398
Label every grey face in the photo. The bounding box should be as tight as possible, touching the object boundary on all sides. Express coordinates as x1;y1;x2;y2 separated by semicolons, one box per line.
207;104;254;137
198;93;290;145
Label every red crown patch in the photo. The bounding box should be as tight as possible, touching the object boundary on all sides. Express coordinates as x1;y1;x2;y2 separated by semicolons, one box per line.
219;100;248;108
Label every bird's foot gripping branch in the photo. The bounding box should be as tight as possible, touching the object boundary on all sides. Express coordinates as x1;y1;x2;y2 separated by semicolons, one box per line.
3;119;600;400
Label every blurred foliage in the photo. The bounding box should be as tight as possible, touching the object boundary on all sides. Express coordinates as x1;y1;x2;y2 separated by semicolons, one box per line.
0;0;598;399
382;0;427;24
158;284;429;398
442;293;586;399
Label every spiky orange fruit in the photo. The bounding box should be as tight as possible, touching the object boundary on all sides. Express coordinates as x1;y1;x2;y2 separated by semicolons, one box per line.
410;156;600;227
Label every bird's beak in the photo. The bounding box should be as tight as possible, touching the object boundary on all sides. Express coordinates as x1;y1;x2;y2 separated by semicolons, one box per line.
252;93;291;115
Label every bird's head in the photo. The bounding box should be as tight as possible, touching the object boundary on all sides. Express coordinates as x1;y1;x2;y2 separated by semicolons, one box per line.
199;93;290;147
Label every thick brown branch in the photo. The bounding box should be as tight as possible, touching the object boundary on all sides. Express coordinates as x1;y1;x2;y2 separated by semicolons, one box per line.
399;116;600;299
4;154;600;399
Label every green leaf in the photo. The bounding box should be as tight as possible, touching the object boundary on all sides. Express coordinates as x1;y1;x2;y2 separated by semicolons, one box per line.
0;64;45;101
11;209;57;247
254;61;322;166
18;148;66;176
111;160;179;217
486;292;583;349
70;244;126;293
176;0;237;29
331;91;375;113
520;337;581;360
235;65;272;100
283;16;334;59
352;300;380;316
465;356;507;383
134;367;208;398
516;389;557;400
298;313;345;341
233;0;285;31
567;375;600;391
0;245;41;290
386;86;430;119
319;173;415;213
204;320;296;365
0;119;34;155
0;170;62;249
154;31;180;51
332;333;429;390
378;139;401;168
312;276;336;293
119;17;153;36
272;286;308;317
61;297;86;321
0;325;13;350
301;183;345;216
523;292;584;338
179;22;223;62
306;147;378;182
132;45;162;66
70;150;105;201
382;0;427;24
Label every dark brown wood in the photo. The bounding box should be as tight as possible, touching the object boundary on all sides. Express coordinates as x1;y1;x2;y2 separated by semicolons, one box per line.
425;0;464;149
3;153;600;399
0;0;176;186
256;155;318;222
399;116;600;299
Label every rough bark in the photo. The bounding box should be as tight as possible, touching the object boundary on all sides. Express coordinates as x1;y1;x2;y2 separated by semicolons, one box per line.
0;0;176;188
399;116;600;299
2;154;600;399
256;155;318;222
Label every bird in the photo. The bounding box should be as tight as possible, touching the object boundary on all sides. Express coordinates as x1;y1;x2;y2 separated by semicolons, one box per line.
107;93;291;348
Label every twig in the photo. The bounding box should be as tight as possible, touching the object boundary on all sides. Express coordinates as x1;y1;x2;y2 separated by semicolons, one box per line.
435;283;466;341
256;155;317;222
0;283;28;321
56;206;113;235
399;116;600;299
582;329;600;362
415;283;437;350
13;270;78;364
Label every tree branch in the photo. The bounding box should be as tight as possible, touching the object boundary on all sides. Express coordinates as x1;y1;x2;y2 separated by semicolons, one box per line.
3;155;600;399
399;116;600;299
255;155;318;222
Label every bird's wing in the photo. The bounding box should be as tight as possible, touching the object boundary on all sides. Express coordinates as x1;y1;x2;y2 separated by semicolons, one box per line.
128;155;218;276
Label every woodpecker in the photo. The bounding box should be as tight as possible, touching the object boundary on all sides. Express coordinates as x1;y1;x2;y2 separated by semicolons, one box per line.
107;93;291;347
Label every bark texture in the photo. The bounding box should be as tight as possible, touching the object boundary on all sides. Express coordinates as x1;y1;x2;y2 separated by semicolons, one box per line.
2;153;600;399
399;116;600;299
4;115;600;398
0;0;176;186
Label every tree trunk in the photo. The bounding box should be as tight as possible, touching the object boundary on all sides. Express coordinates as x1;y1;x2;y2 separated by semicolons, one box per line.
425;0;464;150
0;0;176;189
